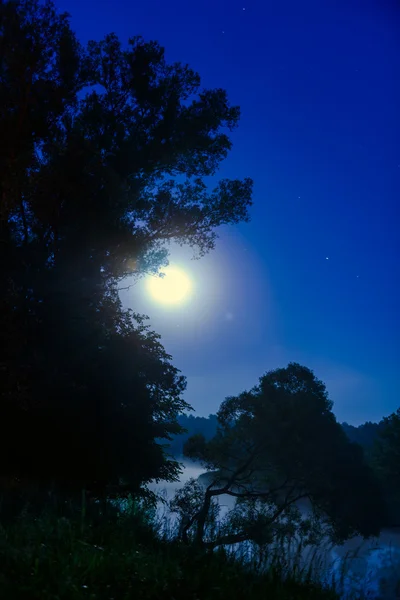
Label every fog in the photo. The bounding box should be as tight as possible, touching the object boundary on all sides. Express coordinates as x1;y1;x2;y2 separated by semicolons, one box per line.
148;462;400;599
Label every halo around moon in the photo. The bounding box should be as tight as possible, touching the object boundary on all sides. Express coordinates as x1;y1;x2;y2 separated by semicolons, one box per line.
146;265;193;306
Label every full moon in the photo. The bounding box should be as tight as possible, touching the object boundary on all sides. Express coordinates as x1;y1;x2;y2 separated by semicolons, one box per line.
146;265;193;306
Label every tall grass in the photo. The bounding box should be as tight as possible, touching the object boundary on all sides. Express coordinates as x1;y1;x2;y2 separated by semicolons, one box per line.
154;486;400;600
0;488;341;600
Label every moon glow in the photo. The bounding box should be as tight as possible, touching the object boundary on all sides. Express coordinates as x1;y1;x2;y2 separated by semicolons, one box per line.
146;265;193;306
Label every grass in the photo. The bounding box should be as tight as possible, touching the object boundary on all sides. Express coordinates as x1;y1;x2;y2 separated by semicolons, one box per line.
0;489;341;600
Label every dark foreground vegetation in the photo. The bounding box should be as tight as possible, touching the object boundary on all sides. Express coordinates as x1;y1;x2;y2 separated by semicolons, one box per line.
0;496;340;600
1;1;399;598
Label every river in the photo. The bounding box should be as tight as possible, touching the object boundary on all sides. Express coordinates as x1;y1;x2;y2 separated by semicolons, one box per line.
148;462;400;599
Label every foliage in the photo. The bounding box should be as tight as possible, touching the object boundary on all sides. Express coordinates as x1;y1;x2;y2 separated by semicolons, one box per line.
372;407;400;525
167;414;219;456
374;407;400;482
0;0;253;497
178;363;386;549
1;0;253;276
170;477;221;545
341;418;400;526
169;414;385;459
1;303;190;497
0;495;340;600
341;421;384;459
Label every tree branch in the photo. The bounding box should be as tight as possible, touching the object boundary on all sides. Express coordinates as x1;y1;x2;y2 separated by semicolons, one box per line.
204;493;309;550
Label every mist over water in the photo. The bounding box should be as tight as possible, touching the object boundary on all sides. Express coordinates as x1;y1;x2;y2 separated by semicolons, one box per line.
148;462;400;599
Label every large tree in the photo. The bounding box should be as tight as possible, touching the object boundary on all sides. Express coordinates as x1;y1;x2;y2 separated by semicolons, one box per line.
372;407;400;525
0;0;252;497
174;364;386;549
374;407;400;483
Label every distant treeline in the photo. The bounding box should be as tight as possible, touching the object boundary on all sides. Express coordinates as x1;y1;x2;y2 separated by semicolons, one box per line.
168;414;385;457
341;421;385;454
166;414;219;456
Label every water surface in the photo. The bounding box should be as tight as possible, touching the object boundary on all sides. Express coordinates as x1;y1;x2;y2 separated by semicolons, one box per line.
148;462;400;598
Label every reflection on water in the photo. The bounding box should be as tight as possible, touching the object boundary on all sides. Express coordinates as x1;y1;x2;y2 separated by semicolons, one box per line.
148;462;400;599
330;536;400;599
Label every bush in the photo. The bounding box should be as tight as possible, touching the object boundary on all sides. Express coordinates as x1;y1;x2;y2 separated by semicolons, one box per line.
0;491;339;600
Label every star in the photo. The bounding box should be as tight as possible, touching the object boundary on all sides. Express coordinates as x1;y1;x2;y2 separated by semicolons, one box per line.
325;257;329;260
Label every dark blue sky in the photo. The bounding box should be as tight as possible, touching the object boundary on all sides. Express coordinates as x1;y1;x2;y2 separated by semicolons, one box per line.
57;0;399;424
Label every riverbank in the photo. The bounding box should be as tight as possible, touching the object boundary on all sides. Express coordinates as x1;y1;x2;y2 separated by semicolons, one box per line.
151;462;400;599
0;495;339;600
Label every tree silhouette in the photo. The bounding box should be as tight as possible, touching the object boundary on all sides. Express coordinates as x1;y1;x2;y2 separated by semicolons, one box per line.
167;414;219;456
0;0;253;498
176;364;386;549
372;407;400;525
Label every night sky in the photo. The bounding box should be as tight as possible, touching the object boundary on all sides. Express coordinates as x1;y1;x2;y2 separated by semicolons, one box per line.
56;0;399;425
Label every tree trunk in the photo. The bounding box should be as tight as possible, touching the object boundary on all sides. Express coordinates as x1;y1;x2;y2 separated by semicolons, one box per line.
195;489;212;547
